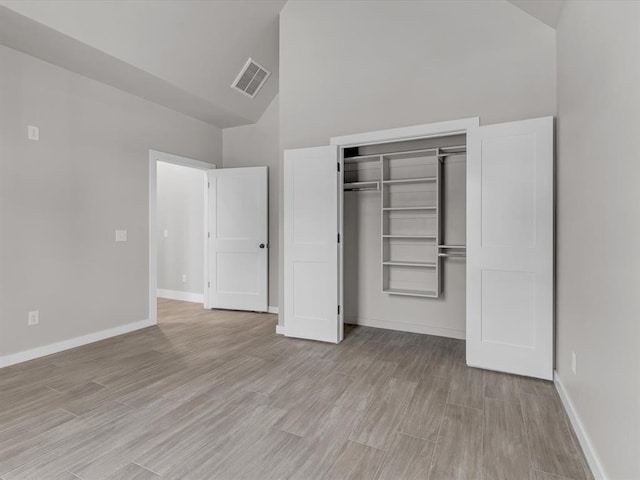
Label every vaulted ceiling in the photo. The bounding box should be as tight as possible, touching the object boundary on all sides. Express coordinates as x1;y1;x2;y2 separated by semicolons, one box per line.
0;0;286;128
0;0;560;129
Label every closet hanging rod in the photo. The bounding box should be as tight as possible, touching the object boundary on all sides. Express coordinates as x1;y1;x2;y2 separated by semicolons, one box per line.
345;187;379;192
438;245;466;249
438;253;466;258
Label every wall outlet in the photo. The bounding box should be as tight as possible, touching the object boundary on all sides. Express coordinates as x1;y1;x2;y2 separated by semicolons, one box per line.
181;274;187;283
571;351;577;375
28;310;39;326
27;125;39;141
115;230;128;242
163;229;169;238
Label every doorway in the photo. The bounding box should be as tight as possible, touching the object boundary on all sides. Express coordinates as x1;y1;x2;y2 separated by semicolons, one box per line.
148;150;214;323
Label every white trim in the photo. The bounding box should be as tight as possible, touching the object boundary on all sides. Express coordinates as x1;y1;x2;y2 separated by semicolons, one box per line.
151;149;215;170
157;289;204;304
0;319;155;369
345;316;465;340
275;325;285;335
554;372;608;480
268;306;279;314
330;117;480;147
149;150;216;321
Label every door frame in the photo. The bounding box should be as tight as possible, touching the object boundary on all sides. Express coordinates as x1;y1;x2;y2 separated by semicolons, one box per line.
148;150;216;324
328;117;479;341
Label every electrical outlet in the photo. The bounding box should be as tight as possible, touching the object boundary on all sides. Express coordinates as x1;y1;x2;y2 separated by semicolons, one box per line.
115;230;128;242
571;351;577;375
163;229;169;238
28;310;39;326
27;125;39;141
181;274;187;283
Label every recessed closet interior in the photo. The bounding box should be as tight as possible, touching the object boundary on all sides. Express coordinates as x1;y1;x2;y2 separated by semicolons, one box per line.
342;134;467;338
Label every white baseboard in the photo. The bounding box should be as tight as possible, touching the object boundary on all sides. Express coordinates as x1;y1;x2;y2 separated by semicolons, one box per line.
345;316;465;340
554;371;608;480
157;289;204;304
275;325;285;335
268;306;279;314
0;318;156;369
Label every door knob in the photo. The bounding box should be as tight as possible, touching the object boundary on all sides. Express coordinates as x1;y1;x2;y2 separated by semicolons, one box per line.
259;243;266;249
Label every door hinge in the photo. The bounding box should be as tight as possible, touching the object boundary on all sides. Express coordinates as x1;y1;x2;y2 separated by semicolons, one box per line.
208;281;210;288
208;232;211;238
338;305;341;315
337;233;341;243
337;162;340;172
208;182;210;188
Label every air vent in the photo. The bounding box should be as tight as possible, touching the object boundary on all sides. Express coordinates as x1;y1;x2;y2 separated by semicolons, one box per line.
231;58;271;98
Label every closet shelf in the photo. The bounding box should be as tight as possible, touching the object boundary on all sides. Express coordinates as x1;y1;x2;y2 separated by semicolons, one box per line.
382;177;437;185
383;261;437;268
382;206;437;211
383;287;438;298
344;181;380;191
382;235;436;239
344;154;381;163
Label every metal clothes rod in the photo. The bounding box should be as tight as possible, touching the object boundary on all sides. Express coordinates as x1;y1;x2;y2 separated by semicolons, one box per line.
438;253;466;258
438;245;466;249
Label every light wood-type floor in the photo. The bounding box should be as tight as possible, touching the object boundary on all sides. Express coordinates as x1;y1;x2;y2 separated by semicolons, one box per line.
0;298;593;480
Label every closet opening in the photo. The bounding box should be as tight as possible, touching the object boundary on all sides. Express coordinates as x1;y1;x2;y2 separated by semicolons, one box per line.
341;133;467;339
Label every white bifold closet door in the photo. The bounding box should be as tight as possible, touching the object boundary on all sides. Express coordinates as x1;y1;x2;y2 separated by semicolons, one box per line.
283;145;342;343
466;117;553;380
207;166;268;313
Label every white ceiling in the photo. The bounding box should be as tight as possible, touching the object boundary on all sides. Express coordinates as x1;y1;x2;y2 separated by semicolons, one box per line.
0;0;286;128
0;0;561;128
507;0;564;28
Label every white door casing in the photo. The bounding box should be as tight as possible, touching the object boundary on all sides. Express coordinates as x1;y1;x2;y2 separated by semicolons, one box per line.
284;145;342;343
466;116;554;380
207;166;268;312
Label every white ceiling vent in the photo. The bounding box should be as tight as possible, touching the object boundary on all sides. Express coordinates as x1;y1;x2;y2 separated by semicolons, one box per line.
231;58;271;98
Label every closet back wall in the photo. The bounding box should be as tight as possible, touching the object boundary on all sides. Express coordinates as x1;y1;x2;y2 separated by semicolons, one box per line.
278;0;556;328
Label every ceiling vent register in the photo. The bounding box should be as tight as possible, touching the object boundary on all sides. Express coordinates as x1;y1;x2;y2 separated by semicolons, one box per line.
231;58;271;98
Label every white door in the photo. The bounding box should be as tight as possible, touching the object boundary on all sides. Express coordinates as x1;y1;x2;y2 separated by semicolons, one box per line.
284;145;342;343
207;166;268;312
467;117;554;380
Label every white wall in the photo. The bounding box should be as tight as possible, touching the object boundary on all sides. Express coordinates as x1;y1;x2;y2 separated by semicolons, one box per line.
157;162;205;297
0;45;220;358
556;2;640;478
223;96;279;309
278;0;556;327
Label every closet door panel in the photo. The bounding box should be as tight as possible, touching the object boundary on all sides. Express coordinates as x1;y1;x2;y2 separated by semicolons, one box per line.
467;117;553;380
284;145;341;343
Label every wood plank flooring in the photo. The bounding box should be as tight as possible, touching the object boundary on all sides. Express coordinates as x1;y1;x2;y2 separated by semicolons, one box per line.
0;299;593;480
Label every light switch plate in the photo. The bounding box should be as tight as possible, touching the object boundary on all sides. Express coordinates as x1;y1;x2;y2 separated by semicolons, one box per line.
181;274;187;283
28;310;39;326
27;125;39;141
163;229;169;238
115;230;128;242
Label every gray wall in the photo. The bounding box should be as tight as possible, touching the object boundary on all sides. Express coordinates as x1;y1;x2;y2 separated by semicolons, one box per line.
556;2;640;478
157;162;205;296
0;45;220;357
278;0;556;327
223;96;279;309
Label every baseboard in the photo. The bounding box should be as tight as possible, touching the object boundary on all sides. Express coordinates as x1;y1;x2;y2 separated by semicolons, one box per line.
157;289;204;304
0;318;156;369
275;325;285;335
345;316;465;340
268;306;279;314
554;371;608;480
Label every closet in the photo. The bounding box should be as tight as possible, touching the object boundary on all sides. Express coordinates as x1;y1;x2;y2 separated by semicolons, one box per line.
341;134;468;343
283;117;554;380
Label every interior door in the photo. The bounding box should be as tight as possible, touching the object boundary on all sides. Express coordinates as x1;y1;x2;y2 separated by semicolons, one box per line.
284;145;342;343
207;166;268;312
467;117;553;380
